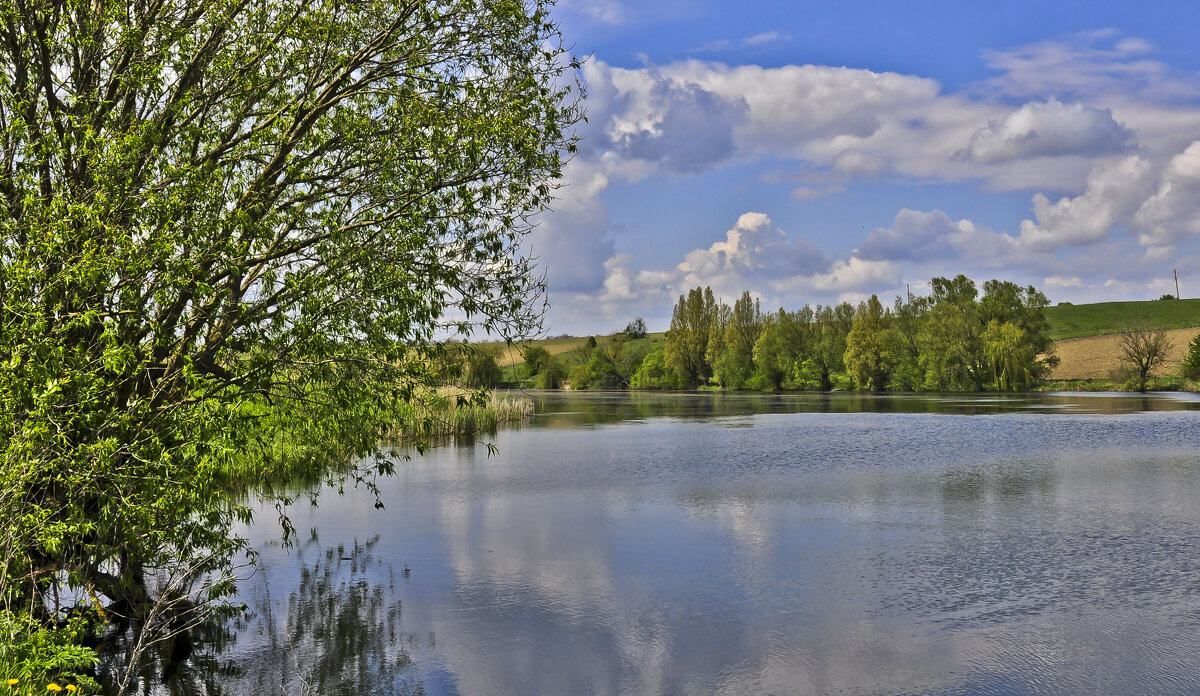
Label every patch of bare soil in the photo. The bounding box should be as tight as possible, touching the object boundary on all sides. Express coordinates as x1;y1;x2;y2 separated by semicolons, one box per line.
1050;327;1200;380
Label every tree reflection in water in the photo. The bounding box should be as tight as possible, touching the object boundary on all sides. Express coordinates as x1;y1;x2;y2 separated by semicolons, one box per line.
140;533;427;696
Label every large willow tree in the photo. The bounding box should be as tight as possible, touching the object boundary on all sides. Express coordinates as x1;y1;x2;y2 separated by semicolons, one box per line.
0;0;579;684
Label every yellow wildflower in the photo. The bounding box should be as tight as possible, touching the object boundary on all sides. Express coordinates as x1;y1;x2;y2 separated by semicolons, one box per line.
65;688;77;693
47;685;62;692
6;679;17;686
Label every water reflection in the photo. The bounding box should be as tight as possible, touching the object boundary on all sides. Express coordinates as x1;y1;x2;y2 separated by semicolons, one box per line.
219;392;1200;695
216;534;424;695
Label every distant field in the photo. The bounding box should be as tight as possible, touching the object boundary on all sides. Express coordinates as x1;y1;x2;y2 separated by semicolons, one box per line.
1050;327;1200;380
1045;298;1200;340
485;332;667;368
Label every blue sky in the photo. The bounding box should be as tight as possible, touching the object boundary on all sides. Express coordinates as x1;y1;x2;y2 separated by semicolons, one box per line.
532;0;1200;334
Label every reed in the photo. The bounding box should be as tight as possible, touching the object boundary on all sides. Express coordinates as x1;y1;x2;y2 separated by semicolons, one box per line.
218;390;534;489
380;391;534;440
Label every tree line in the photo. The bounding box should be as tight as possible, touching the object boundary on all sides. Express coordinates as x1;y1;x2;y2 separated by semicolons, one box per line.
514;275;1059;392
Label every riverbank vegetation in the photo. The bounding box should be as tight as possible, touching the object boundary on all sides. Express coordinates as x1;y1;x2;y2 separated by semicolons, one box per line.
511;275;1060;393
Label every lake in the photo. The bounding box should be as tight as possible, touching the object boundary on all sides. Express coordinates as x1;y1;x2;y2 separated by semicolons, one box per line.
214;391;1200;695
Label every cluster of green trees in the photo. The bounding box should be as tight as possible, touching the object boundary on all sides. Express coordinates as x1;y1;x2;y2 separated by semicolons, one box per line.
625;275;1058;392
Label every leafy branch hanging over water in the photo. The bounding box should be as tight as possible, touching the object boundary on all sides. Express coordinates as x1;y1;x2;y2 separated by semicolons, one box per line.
0;0;580;689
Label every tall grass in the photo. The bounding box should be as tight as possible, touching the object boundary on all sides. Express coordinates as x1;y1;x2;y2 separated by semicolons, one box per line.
380;391;534;440
218;389;534;490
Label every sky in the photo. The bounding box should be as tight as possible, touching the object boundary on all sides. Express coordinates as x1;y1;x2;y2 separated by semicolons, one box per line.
529;0;1200;335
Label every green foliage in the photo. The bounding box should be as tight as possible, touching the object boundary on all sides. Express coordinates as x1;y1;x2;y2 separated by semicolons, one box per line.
630;348;684;390
844;295;894;391
0;0;580;684
465;346;504;388
751;309;803;390
623;317;649;339
920;275;985;390
533;357;566;389
810;303;855;391
0;612;99;695
666;287;718;387
1182;333;1200;381
522;346;553;377
889;294;930;391
709;292;763;389
982;320;1037;391
569;334;649;390
570;350;621;390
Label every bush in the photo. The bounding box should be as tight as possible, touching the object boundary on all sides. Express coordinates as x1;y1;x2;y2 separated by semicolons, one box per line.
465;346;504;388
533;357;566;389
1182;333;1200;381
630;349;683;390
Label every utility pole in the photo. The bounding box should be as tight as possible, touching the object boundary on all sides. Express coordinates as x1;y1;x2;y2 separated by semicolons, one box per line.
1175;269;1181;299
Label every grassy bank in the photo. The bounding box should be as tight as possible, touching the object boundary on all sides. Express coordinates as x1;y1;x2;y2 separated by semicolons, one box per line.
1045;298;1200;340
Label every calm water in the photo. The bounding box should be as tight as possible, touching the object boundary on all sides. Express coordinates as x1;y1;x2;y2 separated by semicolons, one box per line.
215;392;1200;695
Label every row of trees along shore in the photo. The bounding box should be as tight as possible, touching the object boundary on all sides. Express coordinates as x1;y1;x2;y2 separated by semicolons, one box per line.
522;275;1060;393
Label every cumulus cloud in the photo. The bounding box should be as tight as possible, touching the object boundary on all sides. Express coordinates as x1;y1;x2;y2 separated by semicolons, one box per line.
678;212;831;280
1017;155;1155;250
960;99;1134;163
1133;141;1200;247
859;209;978;262
775;256;901;295
591;62;747;173
833;150;889;175
529;159;616;293
584;59;951;166
856;209;1036;272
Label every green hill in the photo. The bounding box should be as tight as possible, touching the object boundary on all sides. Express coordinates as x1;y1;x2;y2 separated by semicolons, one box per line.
1045;298;1200;340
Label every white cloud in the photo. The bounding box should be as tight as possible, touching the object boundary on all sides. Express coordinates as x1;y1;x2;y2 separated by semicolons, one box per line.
529;159;616;293
561;213;900;329
980;29;1197;101
960;98;1134;163
1017;155;1155;250
678;212;831;282
559;0;626;24
588;62;747;173
1044;276;1083;289
743;30;789;46
833;150;889;175
790;185;845;201
777;256;902;295
1133;141;1200;248
690;30;791;54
